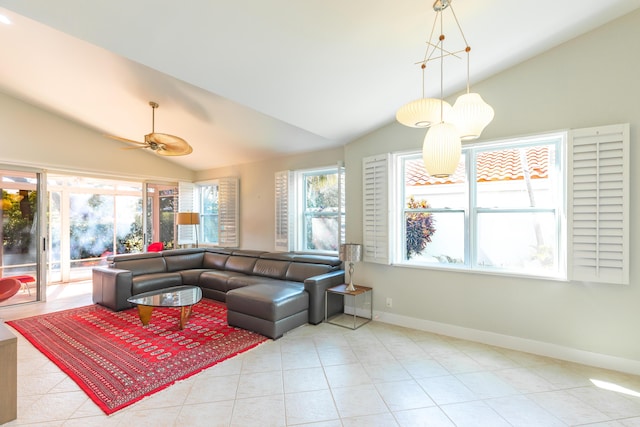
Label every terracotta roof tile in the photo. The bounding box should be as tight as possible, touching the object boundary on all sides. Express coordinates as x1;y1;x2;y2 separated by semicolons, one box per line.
406;146;550;185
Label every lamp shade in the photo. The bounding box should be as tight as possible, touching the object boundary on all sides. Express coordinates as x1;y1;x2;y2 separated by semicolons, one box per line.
396;98;453;128
339;243;362;263
422;122;461;178
176;212;200;225
451;92;494;141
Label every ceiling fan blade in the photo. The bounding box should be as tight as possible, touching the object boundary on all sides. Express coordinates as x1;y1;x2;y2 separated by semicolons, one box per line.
105;134;147;145
120;145;150;151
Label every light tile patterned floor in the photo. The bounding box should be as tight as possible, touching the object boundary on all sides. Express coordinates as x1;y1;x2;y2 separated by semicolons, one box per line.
2;284;640;426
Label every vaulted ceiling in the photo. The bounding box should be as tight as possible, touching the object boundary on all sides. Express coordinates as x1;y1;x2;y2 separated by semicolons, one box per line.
1;0;639;171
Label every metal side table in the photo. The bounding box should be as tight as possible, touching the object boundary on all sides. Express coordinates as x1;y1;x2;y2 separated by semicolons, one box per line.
325;284;373;330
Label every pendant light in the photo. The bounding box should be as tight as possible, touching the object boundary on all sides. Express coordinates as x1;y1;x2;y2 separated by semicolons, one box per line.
451;47;494;140
422;1;461;177
397;0;494;177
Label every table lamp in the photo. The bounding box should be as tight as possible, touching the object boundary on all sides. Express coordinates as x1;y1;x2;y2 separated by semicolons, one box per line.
176;212;200;248
340;243;362;292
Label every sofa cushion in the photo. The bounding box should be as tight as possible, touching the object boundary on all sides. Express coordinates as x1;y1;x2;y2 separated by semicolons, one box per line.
199;270;247;293
131;272;182;295
227;276;303;292
115;257;167;277
285;262;333;282
202;252;230;270
180;269;208;286
164;252;205;272
225;255;259;274
252;259;291;280
231;249;268;258
292;254;342;267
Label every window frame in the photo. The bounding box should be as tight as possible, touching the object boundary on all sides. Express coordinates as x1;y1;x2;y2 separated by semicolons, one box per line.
275;164;345;254
392;131;567;279
178;177;239;248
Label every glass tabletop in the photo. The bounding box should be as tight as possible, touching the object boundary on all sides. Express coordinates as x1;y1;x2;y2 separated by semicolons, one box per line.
127;285;202;308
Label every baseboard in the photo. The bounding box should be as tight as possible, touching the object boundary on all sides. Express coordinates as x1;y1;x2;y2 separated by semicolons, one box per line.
374;310;640;376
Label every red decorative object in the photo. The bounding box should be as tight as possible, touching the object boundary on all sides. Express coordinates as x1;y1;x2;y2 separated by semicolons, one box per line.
147;242;164;252
7;299;267;414
8;274;35;295
0;278;21;302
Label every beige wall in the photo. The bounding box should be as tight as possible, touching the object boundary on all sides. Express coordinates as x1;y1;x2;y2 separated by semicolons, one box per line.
195;147;344;251
0;92;194;181
345;9;640;368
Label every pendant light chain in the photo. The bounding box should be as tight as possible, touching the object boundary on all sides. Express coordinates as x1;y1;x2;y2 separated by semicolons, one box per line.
439;10;444;123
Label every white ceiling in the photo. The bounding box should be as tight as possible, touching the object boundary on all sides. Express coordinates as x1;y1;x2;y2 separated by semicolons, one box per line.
1;0;639;171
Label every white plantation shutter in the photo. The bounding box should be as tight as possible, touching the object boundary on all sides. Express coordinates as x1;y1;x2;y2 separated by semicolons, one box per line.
274;170;294;251
338;163;346;246
568;123;629;284
362;154;391;264
218;177;239;247
178;181;197;245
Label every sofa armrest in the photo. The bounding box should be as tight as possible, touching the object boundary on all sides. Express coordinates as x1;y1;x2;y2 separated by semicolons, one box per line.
304;270;345;324
92;267;134;311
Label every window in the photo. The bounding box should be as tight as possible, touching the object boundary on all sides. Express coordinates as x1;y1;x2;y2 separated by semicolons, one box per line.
395;133;564;277
200;184;219;245
275;165;345;253
178;177;238;247
364;124;629;283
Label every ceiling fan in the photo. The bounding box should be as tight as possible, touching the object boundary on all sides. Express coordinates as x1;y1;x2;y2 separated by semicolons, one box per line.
107;101;193;156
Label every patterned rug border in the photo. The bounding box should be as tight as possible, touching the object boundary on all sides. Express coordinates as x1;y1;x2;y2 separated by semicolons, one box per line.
7;300;268;414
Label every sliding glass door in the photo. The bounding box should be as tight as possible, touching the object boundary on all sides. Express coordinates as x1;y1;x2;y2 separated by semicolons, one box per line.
0;168;45;307
1;172;180;306
48;175;144;283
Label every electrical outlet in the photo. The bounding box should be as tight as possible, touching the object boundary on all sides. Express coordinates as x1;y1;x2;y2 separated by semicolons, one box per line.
386;297;392;308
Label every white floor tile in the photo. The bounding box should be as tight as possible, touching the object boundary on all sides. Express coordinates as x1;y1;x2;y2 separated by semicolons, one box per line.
528;389;611;425
393;406;456;427
331;384;389;418
440;400;511;427
375;379;436;411
284;389;338;425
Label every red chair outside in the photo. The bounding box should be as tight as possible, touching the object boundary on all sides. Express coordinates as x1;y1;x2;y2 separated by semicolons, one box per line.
147;242;164;252
0;278;21;302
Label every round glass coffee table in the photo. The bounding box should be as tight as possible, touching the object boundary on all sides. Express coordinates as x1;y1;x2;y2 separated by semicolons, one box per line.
127;285;202;330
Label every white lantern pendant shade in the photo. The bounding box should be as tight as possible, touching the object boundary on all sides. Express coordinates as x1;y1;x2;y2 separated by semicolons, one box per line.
422;122;461;178
452;92;495;141
396;98;453;128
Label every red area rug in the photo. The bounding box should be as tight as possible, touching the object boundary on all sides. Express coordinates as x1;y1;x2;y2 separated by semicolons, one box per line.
7;299;267;414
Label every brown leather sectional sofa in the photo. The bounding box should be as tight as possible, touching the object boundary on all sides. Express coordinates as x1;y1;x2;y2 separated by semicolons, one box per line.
92;248;345;338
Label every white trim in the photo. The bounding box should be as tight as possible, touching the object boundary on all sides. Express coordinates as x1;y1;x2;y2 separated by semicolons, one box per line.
374;310;640;376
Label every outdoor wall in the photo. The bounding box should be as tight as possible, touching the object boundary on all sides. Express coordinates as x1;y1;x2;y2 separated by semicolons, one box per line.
345;9;640;371
195;146;344;251
0;92;194;181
